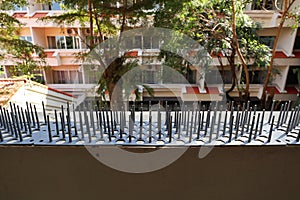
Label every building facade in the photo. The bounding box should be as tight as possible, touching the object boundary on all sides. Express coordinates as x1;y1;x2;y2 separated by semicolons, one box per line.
1;0;300;103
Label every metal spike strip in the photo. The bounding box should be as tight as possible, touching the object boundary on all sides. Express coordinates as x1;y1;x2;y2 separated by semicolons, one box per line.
0;101;300;146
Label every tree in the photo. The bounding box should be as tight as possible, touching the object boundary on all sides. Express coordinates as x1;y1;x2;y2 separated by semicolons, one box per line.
154;0;271;102
44;0;157;107
0;0;46;80
260;0;300;108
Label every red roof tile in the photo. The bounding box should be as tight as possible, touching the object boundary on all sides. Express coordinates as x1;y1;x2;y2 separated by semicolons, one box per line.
125;51;138;57
206;87;219;94
285;86;299;94
45;51;55;58
32;12;48;18
266;86;280;94
186;86;200;94
293;52;300;58
274;52;288;58
12;12;26;18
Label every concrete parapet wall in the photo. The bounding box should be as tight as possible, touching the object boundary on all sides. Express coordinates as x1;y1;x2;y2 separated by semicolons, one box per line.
0;146;299;200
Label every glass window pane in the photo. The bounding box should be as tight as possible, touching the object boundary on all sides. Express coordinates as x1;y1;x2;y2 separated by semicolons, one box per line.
47;36;57;49
66;36;73;49
133;35;142;49
152;36;159;49
56;36;66;49
143;35;151;49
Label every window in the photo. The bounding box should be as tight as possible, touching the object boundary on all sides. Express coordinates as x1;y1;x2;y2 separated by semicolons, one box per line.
251;0;283;10
123;35;160;50
260;36;275;48
143;70;157;84
286;66;299;85
219;70;233;84
294;36;300;50
47;36;80;49
20;36;33;43
52;70;83;84
143;35;151;49
42;0;62;10
133;35;142;49
205;69;224;84
124;37;133;49
249;70;266;84
143;35;160;49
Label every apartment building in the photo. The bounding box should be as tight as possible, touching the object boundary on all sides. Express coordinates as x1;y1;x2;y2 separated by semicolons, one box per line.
1;0;300;103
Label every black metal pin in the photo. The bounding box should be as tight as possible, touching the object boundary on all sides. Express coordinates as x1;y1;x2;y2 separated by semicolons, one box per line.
25;111;32;136
61;105;66;135
26;102;31;124
259;109;265;136
0;129;3;142
248;115;256;143
201;105;205;130
268;100;275;124
246;107;252;133
185;110;190;136
72;105;78;136
284;101;291;124
8;110;16;138
54;110;59;136
235;112;241;140
254;113;261;140
79;111;85;140
178;113;182;140
235;107;240;130
149;114;152;143
14;114;22;142
228;115;234;143
296;127;300;143
34;105;40;130
158;111;162;140
189;111;194;143
0;107;6;129
17;106;23;130
285;108;295;135
42;101;47;124
66;113;72;143
129;114;133;143
267;116;275;143
47;115;52;143
139;110;143;140
240;103;246;126
240;109;248;136
276;104;284;128
168;116;173;143
90;109;96;136
30;103;35;127
20;107;27;133
222;110;228;136
84;108;92;143
216;111;222;139
106;109;111;139
209;113;216;143
9;110;18;138
292;106;300;129
59;113;65;139
0;106;3;127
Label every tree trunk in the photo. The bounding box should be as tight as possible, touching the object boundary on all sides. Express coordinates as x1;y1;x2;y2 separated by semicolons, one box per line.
261;0;295;108
232;0;250;101
88;0;94;48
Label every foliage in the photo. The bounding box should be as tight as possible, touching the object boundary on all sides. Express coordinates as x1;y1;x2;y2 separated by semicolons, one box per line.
154;0;272;100
43;0;158;105
0;0;46;79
